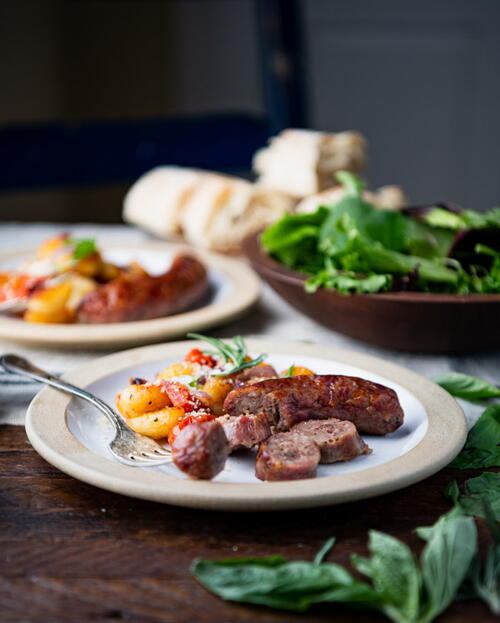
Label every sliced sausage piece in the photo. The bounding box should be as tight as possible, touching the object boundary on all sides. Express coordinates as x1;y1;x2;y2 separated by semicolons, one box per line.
171;419;230;479
223;375;403;435
232;364;278;385
77;254;208;323
291;419;371;464
219;413;272;450
255;432;320;481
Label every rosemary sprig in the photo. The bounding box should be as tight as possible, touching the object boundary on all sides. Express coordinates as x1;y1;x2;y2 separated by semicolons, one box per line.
187;333;267;376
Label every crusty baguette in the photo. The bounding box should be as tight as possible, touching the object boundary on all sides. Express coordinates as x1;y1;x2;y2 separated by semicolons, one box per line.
296;184;408;213
180;173;295;252
253;129;366;197
123;166;201;237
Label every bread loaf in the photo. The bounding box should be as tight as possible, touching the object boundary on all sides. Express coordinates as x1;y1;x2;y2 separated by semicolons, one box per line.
253;129;366;197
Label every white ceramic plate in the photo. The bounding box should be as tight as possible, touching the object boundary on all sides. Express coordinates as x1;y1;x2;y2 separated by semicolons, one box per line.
0;242;260;349
26;339;467;511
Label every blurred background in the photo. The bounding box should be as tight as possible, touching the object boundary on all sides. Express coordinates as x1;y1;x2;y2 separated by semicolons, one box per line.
1;0;500;223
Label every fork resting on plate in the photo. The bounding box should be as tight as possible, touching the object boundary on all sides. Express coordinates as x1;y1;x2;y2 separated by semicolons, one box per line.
0;354;172;467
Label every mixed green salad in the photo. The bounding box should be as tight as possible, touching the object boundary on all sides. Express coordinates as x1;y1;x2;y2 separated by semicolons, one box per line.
261;172;500;295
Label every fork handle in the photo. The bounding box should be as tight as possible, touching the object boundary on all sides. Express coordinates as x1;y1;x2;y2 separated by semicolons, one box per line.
0;353;124;431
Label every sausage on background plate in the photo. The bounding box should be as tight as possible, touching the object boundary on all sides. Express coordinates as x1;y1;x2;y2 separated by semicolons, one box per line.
77;254;208;323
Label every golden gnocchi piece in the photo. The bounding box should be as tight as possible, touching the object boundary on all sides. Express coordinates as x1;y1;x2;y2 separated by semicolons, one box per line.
125;407;184;439
280;365;315;377
115;383;172;418
202;376;234;415
24;282;74;324
156;362;195;380
36;234;66;259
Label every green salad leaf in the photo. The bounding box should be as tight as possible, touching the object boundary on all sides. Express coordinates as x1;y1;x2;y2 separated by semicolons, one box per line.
445;472;500;520
434;372;500;400
260;171;500;295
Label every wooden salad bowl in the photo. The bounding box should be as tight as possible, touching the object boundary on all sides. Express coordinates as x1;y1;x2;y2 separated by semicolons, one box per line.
243;231;500;353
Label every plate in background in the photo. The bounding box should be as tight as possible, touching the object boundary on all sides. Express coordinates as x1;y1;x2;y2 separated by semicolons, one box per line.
0;242;260;349
26;339;466;511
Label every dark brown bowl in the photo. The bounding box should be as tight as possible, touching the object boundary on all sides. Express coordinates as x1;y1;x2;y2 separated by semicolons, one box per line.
243;231;500;353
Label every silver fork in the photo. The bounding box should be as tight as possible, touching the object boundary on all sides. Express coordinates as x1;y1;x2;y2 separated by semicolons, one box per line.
0;353;172;467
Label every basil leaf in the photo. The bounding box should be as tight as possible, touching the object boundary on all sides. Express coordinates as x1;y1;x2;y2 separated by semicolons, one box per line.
191;556;377;612
466;405;500;450
351;531;421;622
434;373;500;400
449;448;500;469
416;508;477;623
448;405;500;469
313;537;335;565
445;473;500;521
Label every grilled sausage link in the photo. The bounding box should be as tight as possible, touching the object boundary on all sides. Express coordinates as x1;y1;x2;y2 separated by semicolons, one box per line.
77;254;208;323
223;374;404;435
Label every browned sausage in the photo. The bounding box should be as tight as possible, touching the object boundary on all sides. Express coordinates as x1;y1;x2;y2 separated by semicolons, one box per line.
219;413;272;450
77;254;208;323
171;419;230;480
223;375;404;435
255;432;320;481
291;419;371;463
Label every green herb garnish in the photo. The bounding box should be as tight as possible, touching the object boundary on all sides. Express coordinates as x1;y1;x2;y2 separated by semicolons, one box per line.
66;237;97;260
187;333;266;376
284;363;295;377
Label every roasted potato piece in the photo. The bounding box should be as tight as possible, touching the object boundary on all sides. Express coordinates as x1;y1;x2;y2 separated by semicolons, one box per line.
125;407;184;439
202;376;233;415
115;383;172;418
24;282;74;324
156;362;195;380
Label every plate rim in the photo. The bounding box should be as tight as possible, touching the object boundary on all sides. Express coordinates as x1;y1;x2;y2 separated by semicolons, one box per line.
25;339;467;511
0;242;260;349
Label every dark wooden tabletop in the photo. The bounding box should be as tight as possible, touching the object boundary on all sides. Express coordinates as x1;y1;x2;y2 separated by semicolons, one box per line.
0;424;496;623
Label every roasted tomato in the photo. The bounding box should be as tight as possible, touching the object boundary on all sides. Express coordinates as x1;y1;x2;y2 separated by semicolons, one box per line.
158;380;206;412
184;348;217;368
0;274;41;302
167;412;216;446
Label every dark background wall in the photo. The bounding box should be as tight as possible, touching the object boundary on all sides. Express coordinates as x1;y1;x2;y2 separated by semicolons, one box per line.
1;0;499;222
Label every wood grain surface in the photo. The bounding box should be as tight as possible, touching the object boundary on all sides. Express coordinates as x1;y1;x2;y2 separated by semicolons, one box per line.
0;425;496;623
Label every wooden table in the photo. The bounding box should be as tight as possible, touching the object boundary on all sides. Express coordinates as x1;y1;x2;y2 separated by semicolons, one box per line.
0;425;496;623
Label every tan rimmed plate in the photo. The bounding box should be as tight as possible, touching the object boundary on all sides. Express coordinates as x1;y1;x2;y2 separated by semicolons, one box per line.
0;242;260;349
26;339;467;511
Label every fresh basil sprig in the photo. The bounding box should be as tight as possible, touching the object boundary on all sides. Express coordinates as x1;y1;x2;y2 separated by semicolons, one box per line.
187;333;266;376
469;501;500;614
445;472;500;520
192;508;477;623
448;405;500;469
434;372;500;400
